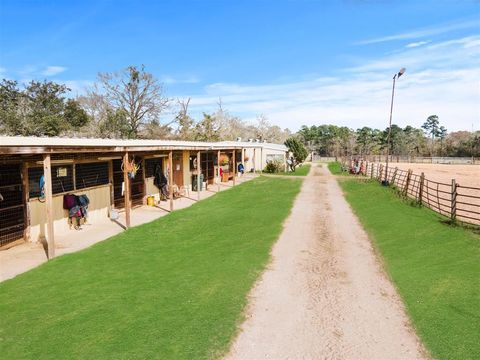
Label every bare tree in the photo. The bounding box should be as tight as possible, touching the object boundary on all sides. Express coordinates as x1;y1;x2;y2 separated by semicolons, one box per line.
174;97;196;140
255;114;269;141
97;65;170;138
77;90;131;139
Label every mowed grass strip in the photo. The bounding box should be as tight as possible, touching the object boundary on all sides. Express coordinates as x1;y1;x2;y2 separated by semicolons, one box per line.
339;179;480;360
286;163;310;176
327;161;343;175
265;163;311;176
0;177;302;359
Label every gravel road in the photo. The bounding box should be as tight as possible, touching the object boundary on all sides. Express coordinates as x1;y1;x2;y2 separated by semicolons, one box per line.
225;164;428;360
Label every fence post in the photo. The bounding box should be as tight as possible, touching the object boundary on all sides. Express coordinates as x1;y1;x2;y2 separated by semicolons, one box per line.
371;163;374;179
451;179;457;222
392;167;398;186
404;169;412;195
379;164;383;181
418;172;425;204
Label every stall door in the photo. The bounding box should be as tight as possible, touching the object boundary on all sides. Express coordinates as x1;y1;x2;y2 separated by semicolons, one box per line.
201;152;215;184
112;158;145;208
0;164;25;247
173;153;183;187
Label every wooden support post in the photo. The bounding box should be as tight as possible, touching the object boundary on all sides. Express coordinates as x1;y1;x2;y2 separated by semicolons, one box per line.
379;164;383;181
392;167;398;185
370;163;374;178
123;152;131;228
217;150;221;192
72;162;77;190
241;148;245;169
232;150;236;186
168;150;173;211
108;160;114;207
21;162;30;242
197;151;201;201
43;154;55;259
284;152;288;173
418;172;425;204
404;170;412;195
260;147;263;172
451;179;457;222
142;158;147;204
253;148;256;176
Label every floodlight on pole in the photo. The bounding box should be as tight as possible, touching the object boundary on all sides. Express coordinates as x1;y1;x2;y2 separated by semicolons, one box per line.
384;67;406;185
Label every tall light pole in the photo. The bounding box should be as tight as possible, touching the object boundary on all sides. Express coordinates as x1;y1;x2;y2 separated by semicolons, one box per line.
384;67;406;185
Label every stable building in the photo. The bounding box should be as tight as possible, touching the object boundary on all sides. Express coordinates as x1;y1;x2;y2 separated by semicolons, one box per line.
0;137;288;255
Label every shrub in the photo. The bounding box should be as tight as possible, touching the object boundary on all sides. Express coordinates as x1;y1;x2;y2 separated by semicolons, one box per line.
264;160;284;173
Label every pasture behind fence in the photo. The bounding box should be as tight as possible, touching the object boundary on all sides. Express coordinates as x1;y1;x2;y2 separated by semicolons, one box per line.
335;155;479;164
345;160;480;227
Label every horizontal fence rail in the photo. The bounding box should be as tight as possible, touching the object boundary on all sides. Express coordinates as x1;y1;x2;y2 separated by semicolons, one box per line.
343;159;480;227
344;155;479;165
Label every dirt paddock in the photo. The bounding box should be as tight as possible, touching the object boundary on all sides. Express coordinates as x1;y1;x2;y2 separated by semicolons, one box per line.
382;163;480;188
378;163;480;225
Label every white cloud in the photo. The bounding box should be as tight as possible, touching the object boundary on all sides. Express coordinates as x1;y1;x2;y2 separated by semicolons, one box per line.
356;17;480;45
182;35;480;132
406;41;430;48
41;66;67;76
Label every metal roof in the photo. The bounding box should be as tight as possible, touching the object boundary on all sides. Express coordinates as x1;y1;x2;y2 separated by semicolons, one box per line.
0;136;288;154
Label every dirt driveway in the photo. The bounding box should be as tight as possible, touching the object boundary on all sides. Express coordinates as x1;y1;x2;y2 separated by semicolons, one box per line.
225;164;427;360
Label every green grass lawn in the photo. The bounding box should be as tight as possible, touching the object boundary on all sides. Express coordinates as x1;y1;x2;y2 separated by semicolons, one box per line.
339;179;480;360
327;161;346;175
265;163;311;176
0;177;302;359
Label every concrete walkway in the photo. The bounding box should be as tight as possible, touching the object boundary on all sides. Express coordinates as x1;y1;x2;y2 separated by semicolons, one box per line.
225;164;427;360
0;174;255;282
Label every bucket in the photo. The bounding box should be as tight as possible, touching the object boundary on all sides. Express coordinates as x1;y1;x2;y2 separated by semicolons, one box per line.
110;209;119;220
147;195;155;206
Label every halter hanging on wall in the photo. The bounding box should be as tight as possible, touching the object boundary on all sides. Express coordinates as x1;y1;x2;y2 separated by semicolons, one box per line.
122;155;141;179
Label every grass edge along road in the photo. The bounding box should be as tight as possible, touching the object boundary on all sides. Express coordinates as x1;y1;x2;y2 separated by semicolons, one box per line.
264;163;311;176
0;177;302;359
327;161;349;176
335;174;480;360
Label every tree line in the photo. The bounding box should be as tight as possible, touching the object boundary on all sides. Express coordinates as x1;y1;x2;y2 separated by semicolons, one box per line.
0;65;291;143
1;64;478;158
298;120;479;158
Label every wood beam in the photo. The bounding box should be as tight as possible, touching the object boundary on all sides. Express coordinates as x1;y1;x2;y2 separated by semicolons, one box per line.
232;150;236;186
217;150;221;192
197;151;201;201
169;150;173;211
43;154;55;259
108;160;114;207
241;148;245;169
123;152;131;228
141;158;147;204
260;147;263;172
21;162;30;242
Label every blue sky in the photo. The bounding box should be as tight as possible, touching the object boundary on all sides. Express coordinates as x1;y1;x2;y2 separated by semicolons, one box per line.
1;0;479;132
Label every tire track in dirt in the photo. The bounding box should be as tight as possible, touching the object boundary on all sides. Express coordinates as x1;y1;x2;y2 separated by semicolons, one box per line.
225;164;428;360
